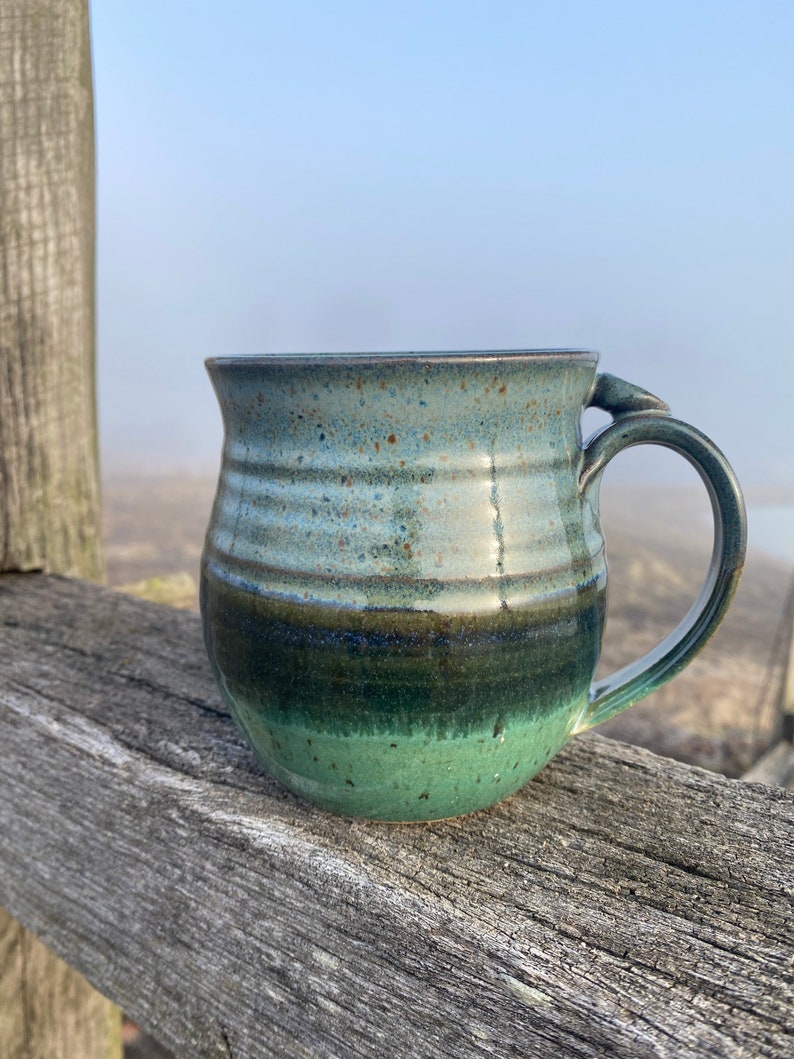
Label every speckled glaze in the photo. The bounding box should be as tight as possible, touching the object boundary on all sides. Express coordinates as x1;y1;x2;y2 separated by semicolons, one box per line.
201;351;746;820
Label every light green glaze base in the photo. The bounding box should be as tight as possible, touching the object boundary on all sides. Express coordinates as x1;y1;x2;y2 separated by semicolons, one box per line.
228;698;574;821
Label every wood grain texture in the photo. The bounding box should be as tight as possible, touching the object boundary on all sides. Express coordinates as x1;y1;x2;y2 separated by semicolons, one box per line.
1;572;792;1059
0;5;117;1052
0;0;102;579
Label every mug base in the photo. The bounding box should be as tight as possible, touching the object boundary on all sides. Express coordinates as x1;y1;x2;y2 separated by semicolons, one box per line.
232;707;572;822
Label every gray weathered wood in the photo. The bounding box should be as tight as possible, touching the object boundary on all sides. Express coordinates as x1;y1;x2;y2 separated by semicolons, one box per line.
0;0;103;579
0;3;119;1053
1;572;792;1059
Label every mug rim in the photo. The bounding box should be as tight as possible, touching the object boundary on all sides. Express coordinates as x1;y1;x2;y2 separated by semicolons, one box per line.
205;349;599;369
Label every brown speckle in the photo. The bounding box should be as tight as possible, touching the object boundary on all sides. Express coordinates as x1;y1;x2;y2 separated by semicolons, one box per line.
423;433;430;442
344;477;353;487
374;441;380;452
498;384;507;395
256;392;264;404
387;433;397;444
338;538;346;547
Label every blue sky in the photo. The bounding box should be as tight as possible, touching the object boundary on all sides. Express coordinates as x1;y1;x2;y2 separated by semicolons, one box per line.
93;1;793;485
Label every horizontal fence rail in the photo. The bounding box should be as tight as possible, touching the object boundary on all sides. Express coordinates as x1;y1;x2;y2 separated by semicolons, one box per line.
0;572;792;1059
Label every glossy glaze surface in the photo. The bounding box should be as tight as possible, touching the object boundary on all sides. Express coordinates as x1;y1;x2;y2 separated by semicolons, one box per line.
201;351;746;820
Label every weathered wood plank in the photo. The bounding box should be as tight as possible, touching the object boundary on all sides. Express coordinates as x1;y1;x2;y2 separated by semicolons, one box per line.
1;572;792;1059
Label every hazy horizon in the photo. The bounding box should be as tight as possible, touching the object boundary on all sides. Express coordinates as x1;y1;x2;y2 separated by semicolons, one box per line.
93;2;793;487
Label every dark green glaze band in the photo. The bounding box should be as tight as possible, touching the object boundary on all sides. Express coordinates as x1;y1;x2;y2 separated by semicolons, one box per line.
202;565;605;736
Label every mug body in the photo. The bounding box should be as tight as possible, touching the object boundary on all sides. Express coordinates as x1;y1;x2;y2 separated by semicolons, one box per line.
201;350;605;820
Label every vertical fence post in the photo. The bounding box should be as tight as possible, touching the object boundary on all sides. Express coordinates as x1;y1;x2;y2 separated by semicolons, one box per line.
0;2;121;1056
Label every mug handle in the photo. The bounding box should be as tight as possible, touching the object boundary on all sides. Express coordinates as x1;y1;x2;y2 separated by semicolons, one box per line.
572;373;747;734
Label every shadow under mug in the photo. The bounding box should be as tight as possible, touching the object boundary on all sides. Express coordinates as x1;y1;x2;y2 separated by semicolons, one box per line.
200;350;746;821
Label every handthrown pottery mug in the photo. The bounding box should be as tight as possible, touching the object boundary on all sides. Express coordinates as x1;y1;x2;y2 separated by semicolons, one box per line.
200;350;746;821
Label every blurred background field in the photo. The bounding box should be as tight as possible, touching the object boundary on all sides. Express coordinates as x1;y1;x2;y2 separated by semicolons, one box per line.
95;0;793;788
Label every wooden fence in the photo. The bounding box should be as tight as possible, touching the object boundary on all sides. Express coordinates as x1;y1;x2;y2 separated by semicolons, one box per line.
2;571;793;1058
1;3;792;1056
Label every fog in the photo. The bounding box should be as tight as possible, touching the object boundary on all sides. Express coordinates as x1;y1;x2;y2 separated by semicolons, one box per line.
93;2;793;487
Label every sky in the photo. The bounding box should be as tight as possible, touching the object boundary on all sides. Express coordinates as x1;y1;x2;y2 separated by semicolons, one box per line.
92;1;793;488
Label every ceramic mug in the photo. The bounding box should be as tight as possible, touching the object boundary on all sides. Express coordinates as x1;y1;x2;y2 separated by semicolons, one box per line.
200;350;746;821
